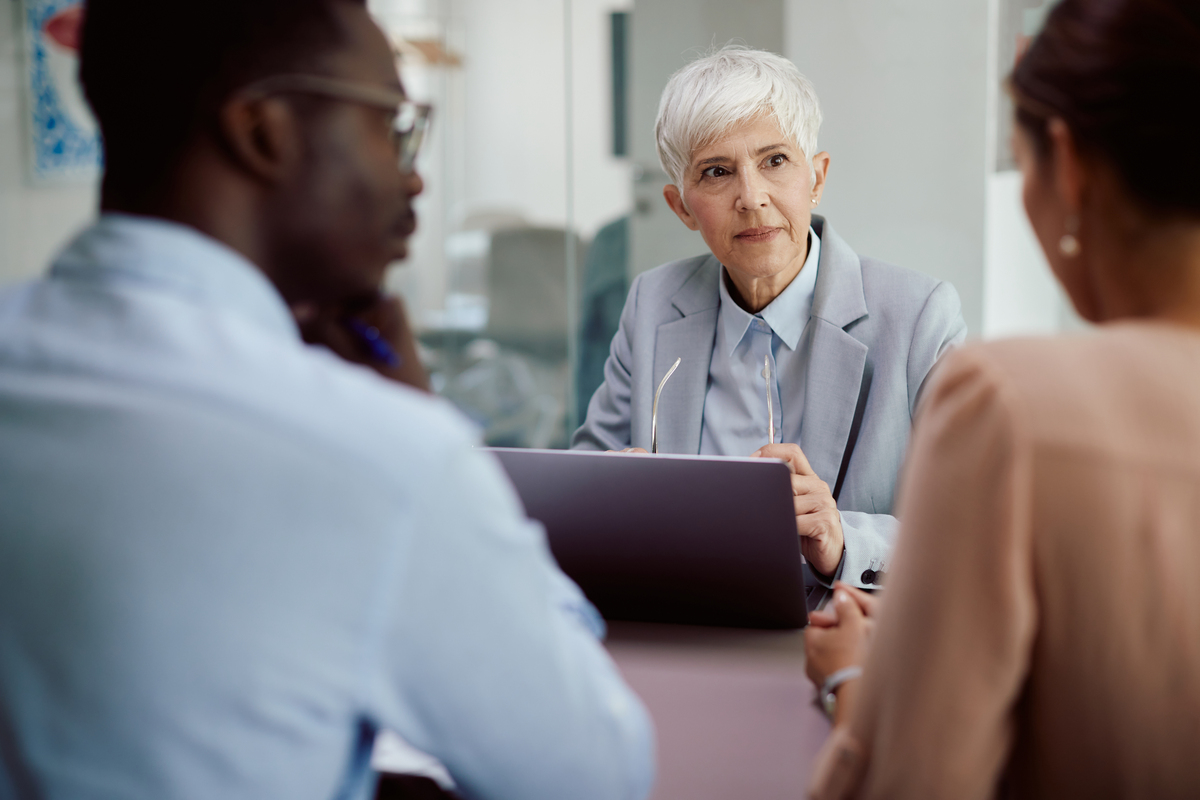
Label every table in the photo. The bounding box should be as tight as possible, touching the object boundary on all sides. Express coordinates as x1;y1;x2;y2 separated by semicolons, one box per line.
375;622;830;800
606;621;830;800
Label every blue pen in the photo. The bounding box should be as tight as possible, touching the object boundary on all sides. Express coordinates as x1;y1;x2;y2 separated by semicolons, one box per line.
345;318;402;368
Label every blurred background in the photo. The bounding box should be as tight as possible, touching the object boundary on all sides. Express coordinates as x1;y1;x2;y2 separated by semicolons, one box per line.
0;0;1074;450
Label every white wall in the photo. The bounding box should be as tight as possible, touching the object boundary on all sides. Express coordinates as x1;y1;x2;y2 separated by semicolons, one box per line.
454;0;631;235
0;0;97;288
982;170;1089;338
567;0;635;237
983;171;1056;337
785;0;990;337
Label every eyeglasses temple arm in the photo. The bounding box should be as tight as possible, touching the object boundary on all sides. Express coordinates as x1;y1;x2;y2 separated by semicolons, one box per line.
765;355;774;446
650;357;682;454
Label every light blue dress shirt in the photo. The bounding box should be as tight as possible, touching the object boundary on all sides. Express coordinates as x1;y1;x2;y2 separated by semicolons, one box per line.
699;228;820;456
0;215;654;800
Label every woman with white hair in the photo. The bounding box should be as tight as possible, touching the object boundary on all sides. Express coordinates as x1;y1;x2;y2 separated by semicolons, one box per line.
572;46;966;598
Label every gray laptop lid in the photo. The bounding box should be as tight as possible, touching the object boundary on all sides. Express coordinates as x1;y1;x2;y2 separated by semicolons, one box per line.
489;448;809;629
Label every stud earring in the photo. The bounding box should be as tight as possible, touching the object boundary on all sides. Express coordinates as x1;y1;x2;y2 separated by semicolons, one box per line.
1059;215;1081;257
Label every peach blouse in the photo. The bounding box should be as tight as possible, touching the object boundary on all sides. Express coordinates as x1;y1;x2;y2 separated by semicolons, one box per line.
810;323;1200;800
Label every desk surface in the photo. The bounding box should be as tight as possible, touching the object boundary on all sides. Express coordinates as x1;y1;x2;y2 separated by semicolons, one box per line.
606;621;829;800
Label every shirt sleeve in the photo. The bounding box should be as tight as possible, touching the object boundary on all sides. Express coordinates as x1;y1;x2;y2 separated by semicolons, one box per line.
372;433;655;800
810;347;1037;800
830;511;899;591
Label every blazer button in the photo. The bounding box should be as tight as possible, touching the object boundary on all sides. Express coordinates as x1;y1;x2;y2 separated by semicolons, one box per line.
861;569;876;585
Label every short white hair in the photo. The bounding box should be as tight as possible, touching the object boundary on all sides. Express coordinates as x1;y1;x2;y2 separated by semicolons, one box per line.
655;45;823;187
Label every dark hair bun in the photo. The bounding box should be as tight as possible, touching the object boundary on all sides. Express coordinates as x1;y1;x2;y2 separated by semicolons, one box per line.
1011;0;1200;217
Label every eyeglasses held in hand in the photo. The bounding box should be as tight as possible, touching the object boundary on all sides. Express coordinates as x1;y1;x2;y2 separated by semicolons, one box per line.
240;74;432;173
763;355;775;446
650;357;681;454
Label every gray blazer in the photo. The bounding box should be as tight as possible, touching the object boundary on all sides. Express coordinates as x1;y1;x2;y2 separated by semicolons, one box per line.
571;216;967;593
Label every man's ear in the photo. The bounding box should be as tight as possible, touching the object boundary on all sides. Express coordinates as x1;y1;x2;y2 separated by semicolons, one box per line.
216;95;304;184
663;184;700;231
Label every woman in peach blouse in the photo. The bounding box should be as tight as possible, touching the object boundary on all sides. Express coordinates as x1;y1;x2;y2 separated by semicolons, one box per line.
804;0;1200;797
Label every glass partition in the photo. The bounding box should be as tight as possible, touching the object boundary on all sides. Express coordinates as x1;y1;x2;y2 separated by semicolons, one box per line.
369;0;636;449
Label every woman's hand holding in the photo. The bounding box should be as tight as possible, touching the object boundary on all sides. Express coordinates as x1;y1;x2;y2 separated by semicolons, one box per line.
804;581;877;689
751;443;844;576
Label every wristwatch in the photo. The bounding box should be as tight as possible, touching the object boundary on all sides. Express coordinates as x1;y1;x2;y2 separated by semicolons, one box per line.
820;666;863;719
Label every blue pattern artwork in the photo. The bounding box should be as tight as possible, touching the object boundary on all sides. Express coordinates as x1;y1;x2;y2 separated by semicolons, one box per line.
23;0;102;183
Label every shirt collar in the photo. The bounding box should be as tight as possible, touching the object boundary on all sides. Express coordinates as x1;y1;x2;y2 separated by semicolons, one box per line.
717;226;821;354
50;213;299;340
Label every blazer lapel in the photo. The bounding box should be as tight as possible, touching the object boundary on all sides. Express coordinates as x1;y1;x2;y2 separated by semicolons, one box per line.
652;256;720;454
800;217;870;485
801;321;868;484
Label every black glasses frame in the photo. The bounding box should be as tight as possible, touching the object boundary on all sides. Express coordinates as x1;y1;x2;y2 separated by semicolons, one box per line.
241;74;432;172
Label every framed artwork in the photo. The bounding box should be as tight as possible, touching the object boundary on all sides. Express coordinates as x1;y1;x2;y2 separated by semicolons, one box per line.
22;0;101;184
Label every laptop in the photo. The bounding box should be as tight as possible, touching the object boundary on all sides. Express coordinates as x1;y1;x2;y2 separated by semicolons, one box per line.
489;448;810;629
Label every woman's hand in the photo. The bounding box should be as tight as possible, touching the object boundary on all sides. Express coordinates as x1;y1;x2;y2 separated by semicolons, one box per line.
804;581;877;689
606;447;649;454
292;293;430;392
751;443;844;576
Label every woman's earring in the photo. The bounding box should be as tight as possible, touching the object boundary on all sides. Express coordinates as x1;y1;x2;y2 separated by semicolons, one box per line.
811;197;818;205
1059;215;1081;257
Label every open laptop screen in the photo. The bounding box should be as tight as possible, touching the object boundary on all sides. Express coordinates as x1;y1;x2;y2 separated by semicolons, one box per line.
489;448;809;629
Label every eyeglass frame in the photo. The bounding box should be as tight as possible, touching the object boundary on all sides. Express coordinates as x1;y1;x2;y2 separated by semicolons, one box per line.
650;354;776;453
239;74;432;173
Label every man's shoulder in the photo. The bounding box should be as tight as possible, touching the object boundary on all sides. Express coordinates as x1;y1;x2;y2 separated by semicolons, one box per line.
164;331;484;499
251;342;479;473
0;274;479;483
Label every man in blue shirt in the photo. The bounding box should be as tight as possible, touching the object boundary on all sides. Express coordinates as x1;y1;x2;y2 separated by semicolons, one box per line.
0;1;654;799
